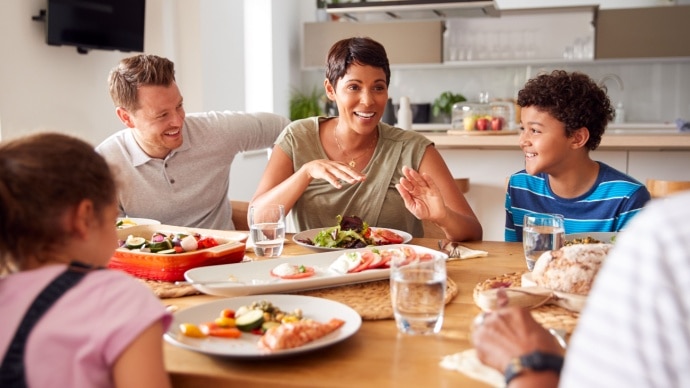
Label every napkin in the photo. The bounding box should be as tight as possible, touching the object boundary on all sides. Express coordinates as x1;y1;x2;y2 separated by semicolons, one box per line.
440;349;505;388
439;240;489;260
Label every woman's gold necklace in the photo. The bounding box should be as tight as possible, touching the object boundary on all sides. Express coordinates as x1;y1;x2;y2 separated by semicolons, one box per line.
333;127;378;168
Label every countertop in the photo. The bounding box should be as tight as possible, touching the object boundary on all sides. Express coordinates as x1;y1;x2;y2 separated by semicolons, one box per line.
415;123;690;151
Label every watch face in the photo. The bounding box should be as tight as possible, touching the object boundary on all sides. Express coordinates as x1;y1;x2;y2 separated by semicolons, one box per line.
504;351;564;385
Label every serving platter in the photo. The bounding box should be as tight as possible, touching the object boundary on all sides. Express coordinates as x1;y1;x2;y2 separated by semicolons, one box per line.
164;294;361;358
184;244;446;297
292;227;412;252
109;224;248;282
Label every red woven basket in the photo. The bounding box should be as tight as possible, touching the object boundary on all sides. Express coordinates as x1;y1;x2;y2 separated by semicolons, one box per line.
109;224;248;282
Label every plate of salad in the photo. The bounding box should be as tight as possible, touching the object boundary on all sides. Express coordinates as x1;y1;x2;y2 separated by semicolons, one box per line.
292;215;412;252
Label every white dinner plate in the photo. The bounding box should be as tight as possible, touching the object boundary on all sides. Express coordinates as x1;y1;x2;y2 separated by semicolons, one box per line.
184;244;446;297
116;217;161;229
292;227;413;252
565;232;617;244
164;294;362;358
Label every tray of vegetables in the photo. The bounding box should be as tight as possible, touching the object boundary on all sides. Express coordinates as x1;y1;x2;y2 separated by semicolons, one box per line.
109;224;248;282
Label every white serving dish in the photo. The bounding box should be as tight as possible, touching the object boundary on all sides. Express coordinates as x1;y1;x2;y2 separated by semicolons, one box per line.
184;244;447;297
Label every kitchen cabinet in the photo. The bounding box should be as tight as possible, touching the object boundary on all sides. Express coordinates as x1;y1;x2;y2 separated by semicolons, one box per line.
302;20;443;68
595;5;690;59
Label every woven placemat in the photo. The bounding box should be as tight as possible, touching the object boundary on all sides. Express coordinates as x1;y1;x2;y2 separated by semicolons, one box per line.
296;277;458;321
473;272;579;335
139;279;201;299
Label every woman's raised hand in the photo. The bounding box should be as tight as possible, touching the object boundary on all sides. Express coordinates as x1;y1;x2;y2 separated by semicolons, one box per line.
395;165;447;222
301;159;366;189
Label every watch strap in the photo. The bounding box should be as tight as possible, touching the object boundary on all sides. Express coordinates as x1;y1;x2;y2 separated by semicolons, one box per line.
504;351;564;385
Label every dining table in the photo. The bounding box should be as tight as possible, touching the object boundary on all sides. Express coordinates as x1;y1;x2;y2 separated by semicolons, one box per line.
162;236;530;388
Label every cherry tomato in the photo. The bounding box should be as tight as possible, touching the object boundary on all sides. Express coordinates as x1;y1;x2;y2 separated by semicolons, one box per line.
179;323;206;338
220;308;236;319
214;316;236;328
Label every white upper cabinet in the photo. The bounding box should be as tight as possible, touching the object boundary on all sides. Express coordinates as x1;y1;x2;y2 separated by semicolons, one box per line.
495;0;676;10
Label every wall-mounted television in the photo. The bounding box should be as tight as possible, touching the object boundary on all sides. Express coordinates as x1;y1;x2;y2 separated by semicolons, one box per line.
41;0;145;54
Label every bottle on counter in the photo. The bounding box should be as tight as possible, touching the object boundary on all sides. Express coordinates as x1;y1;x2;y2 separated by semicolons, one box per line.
614;102;625;124
397;96;413;130
382;98;396;125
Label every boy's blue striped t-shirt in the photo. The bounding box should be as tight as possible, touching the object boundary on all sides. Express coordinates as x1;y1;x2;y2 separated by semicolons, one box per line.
505;162;651;242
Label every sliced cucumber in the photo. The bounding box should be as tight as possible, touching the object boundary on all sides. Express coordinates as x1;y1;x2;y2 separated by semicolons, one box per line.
235;309;264;332
125;235;146;249
157;248;177;254
261;321;281;332
148;239;173;253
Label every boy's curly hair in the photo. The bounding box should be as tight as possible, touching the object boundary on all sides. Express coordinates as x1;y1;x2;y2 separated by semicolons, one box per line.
517;70;613;150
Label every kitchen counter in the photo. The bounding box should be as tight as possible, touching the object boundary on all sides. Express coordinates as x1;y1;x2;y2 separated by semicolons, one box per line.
416;123;690;151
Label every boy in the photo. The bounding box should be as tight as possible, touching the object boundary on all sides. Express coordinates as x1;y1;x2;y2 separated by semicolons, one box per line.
505;70;650;242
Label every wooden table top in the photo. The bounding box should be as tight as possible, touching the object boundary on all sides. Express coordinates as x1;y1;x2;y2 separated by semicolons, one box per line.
163;237;526;388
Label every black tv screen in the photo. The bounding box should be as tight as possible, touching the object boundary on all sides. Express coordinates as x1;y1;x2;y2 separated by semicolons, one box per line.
46;0;145;53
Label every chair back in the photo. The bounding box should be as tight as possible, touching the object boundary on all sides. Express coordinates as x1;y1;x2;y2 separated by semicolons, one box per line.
646;179;690;199
230;200;250;230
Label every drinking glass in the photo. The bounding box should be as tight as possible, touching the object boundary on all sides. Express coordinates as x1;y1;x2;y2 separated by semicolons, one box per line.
390;254;446;335
249;204;285;258
522;214;565;271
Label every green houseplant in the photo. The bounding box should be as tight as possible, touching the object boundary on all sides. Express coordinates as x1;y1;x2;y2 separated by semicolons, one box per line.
432;91;466;123
289;87;324;121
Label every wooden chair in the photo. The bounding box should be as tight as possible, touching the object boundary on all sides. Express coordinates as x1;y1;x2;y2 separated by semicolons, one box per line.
422;178;470;239
230;200;250;230
646;179;690;199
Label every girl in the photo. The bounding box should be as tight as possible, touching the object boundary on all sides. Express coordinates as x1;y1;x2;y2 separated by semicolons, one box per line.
0;132;171;387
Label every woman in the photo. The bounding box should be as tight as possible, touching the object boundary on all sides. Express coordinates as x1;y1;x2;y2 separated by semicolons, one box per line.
251;37;481;241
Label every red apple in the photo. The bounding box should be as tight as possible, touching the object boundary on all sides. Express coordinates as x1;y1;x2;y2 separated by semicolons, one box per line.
491;116;503;131
476;117;489;131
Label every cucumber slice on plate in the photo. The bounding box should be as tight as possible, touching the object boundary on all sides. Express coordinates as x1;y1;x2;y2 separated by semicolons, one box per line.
125;235;146;249
235;309;265;332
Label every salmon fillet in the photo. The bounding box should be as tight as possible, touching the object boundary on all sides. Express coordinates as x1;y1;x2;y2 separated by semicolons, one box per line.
258;318;345;351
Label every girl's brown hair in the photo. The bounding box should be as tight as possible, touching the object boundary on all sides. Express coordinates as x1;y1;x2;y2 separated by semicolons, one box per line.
0;132;116;272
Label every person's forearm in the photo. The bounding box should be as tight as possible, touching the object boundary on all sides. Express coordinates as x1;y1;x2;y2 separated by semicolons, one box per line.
436;209;483;241
250;168;312;215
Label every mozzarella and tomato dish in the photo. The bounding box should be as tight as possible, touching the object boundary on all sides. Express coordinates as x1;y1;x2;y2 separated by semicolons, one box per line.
267;246;434;282
328;246;434;275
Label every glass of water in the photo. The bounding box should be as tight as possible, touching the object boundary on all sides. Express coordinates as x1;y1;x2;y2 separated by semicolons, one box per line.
390;253;446;335
249;204;285;258
522;214;565;271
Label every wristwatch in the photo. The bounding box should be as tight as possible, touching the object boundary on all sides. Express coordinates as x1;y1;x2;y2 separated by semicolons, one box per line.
504;351;564;385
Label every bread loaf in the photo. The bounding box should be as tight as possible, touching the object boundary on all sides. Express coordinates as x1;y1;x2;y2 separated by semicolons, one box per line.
532;243;612;296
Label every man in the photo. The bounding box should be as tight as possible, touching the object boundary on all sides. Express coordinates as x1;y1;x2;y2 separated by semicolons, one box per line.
97;54;290;229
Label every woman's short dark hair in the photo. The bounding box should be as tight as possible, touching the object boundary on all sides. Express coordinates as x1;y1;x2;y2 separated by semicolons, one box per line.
325;37;391;88
517;70;614;150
